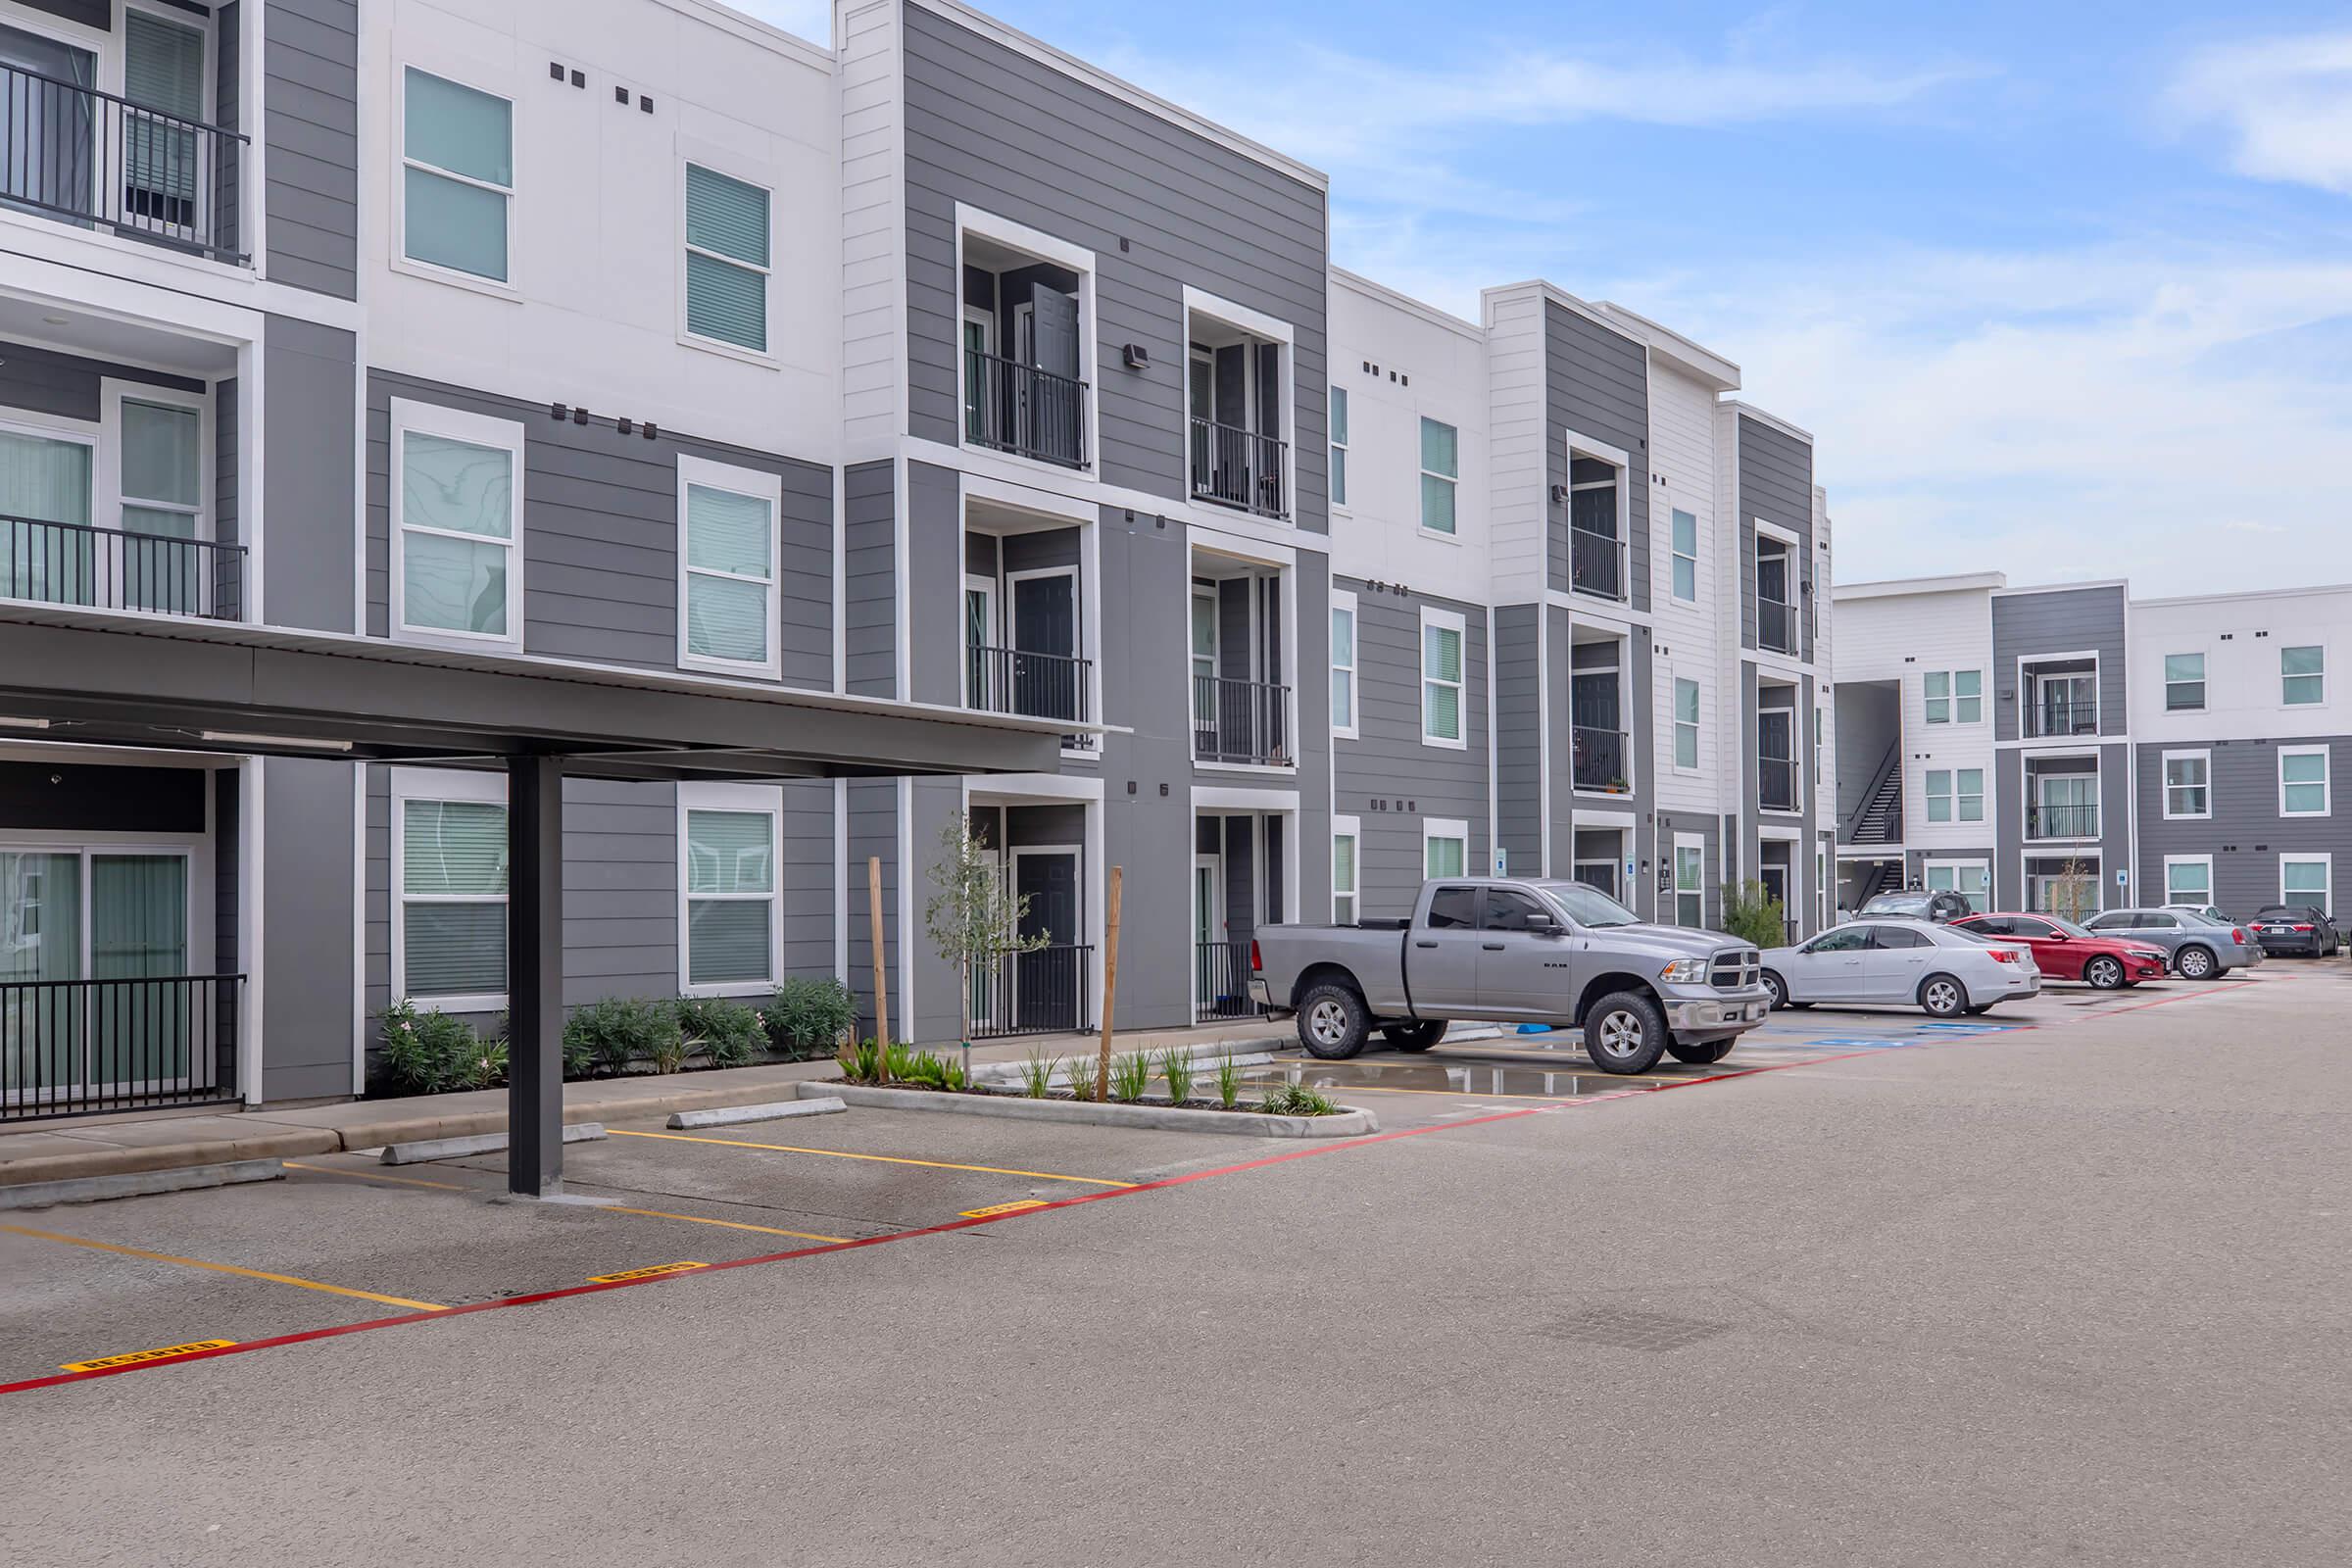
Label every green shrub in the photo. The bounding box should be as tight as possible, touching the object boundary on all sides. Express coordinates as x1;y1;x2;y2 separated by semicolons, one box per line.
883;1041;919;1084
1720;878;1788;950
1156;1048;1195;1105
1063;1056;1097;1102
767;976;860;1058
1257;1081;1342;1117
1213;1053;1243;1110
837;1037;885;1085
1109;1051;1152;1104
1019;1050;1055;1099
563;998;679;1077
676;998;765;1069
899;1050;968;1093
457;1037;509;1092
377;1001;493;1095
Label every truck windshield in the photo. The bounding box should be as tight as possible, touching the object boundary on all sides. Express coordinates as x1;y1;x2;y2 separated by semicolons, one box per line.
1530;881;1641;928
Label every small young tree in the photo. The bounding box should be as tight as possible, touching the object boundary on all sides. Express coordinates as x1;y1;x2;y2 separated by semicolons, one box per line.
2053;856;2096;924
1720;878;1788;949
922;817;1049;1083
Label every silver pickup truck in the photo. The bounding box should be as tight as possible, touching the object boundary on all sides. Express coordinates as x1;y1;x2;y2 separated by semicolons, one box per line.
1248;877;1773;1074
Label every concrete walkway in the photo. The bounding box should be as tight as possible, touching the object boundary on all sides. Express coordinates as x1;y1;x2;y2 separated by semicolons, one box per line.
0;1017;1294;1192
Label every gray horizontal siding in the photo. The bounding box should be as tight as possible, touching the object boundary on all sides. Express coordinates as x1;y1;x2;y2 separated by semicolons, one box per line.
1736;415;1814;657
366;370;832;688
1990;586;2130;741
0;339;203;419
844;460;898;698
901;2;1329;528
1334;582;1487;914
265;0;359;295
1545;301;1649;608
906;460;959;707
2135;736;2352;915
266;315;357;633
845;778;900;1038
1493;604;1542;875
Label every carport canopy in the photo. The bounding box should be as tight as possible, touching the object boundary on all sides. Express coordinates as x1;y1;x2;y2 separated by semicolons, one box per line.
0;606;1086;1194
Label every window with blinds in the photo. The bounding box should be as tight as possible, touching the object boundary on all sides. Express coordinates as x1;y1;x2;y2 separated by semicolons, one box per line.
1422;612;1464;744
685;808;775;987
1332;832;1357;925
1419;418;1457;535
400;799;509;1001
124;10;206;220
403;68;513;282
683;480;775;669
684;164;770;353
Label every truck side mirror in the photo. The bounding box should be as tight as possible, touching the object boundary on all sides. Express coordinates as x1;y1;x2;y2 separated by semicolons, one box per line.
1525;912;1563;935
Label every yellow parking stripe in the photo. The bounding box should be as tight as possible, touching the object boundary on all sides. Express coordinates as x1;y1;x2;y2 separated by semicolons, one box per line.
284;1161;472;1193
289;1159;851;1243
0;1222;447;1312
607;1127;1136;1188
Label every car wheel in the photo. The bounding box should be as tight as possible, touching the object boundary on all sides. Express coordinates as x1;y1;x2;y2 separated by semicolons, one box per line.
1380;1020;1446;1053
1762;970;1790;1010
2083;956;2127;990
1918;973;1967;1018
2175;945;2216;981
1963;1004;1995;1015
1297;982;1370;1060
1582;991;1669;1075
1665;1039;1736;1064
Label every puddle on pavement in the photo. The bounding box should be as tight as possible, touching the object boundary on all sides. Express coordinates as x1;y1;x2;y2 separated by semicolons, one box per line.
1242;1058;1713;1099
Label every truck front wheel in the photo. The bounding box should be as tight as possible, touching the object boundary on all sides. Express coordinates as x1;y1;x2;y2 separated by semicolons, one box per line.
1381;1020;1447;1052
1583;991;1669;1074
1298;982;1371;1060
1666;1039;1735;1065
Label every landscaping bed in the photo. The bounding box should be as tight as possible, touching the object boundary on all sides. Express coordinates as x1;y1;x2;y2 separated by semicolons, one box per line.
798;1081;1377;1139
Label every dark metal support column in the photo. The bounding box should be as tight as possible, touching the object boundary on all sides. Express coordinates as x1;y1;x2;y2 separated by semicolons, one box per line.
507;754;565;1197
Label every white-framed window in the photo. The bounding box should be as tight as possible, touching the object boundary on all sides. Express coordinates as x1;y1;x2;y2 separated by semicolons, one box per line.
1423;817;1469;879
1673;835;1703;927
2163;752;2210;819
675;455;781;677
1924;669;1982;724
1420;607;1465;748
1328;386;1348;509
2279;747;2329;816
2280;854;2331;914
400;65;514;284
391;768;509;1012
1670;509;1697;602
1814;705;1826;786
2164;653;2205;711
1673;677;1699;770
2164;855;2212;906
679;783;782;993
1329;588;1357;739
1925;860;1990;913
2282;645;2326;706
1926;767;1984;823
390;399;523;650
1419;417;1457;536
96;379;210;614
1332;813;1360;924
682;161;772;355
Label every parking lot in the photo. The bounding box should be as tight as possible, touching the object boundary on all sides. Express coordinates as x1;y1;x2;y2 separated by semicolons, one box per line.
0;966;2275;1396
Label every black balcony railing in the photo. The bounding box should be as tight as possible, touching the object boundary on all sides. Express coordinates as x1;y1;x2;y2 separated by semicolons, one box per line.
1572;724;1629;792
2027;802;2099;840
968;944;1093;1040
1189;417;1289;519
3;514;246;618
1194;675;1290;765
967;644;1096;750
2028;694;2099;738
1759;598;1799;655
1;62;248;264
1195;940;1265;1022
1570;523;1624;600
1759;756;1798;811
1;974;242;1122
962;350;1088;467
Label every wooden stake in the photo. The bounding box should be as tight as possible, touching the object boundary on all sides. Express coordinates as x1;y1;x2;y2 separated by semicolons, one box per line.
867;856;889;1046
1095;865;1123;1102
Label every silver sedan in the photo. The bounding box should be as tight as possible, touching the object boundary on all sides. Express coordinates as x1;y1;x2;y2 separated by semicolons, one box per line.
1762;918;2041;1018
2083;908;2264;978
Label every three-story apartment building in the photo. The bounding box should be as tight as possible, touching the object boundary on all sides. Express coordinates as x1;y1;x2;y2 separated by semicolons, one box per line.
1;0;1838;1137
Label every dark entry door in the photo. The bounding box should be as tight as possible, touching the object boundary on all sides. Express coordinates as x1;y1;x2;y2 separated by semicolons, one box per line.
1014;852;1080;1032
1012;573;1078;722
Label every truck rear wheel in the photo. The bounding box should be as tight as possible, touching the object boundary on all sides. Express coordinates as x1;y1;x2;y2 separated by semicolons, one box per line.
1298;982;1371;1060
1582;991;1668;1075
1381;1020;1447;1052
1666;1039;1735;1065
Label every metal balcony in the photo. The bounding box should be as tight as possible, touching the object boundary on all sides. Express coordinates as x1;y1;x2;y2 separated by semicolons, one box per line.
1;62;248;264
962;350;1088;468
3;514;247;619
1189;417;1289;520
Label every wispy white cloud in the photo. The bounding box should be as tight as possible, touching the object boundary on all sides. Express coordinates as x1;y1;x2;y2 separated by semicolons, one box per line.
2171;32;2352;194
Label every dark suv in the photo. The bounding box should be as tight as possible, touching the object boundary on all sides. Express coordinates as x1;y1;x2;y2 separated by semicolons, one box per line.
1857;889;1976;923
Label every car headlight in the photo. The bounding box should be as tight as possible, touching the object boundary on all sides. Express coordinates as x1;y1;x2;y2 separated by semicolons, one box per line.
1659;956;1708;984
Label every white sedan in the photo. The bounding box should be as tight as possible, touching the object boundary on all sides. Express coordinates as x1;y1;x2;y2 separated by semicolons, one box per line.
1761;918;2040;1018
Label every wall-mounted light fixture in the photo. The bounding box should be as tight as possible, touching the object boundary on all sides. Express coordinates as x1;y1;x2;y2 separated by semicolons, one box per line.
1122;343;1151;370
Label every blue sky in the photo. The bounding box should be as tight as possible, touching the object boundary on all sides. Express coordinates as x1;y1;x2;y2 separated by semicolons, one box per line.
741;2;2352;597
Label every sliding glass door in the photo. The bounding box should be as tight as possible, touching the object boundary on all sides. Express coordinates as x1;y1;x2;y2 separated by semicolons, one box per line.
1;848;194;1104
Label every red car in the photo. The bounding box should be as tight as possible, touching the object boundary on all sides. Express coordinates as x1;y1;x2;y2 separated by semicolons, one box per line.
1948;913;2170;989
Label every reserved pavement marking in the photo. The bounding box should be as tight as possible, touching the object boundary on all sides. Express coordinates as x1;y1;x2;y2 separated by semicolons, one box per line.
0;1222;448;1312
587;1261;707;1284
61;1340;238;1373
960;1199;1050;1218
607;1127;1138;1189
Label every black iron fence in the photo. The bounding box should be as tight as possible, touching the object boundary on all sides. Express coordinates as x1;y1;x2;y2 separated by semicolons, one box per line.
1759;756;1799;811
967;643;1095;749
967;945;1093;1040
3;514;247;618
1572;724;1629;792
1758;598;1799;655
1195;940;1264;1022
2028;695;2099;738
962;350;1088;467
2027;802;2099;840
1188;417;1289;519
1;62;247;263
1570;522;1624;599
1;974;242;1121
1193;675;1291;765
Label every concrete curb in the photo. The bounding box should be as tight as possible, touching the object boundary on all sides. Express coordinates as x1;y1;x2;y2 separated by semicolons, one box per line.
0;1158;286;1210
668;1097;845;1129
381;1123;606;1165
798;1081;1377;1138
